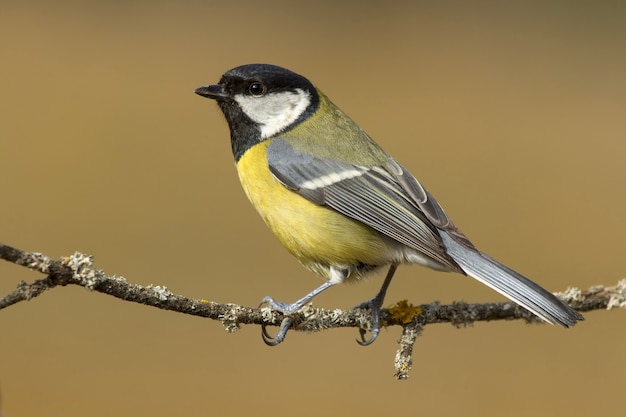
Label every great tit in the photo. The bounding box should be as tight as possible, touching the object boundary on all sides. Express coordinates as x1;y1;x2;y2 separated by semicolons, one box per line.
195;64;583;346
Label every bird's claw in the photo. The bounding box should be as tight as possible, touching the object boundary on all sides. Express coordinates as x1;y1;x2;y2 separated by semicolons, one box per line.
357;321;380;346
261;316;293;346
259;296;296;346
354;296;384;346
259;296;298;314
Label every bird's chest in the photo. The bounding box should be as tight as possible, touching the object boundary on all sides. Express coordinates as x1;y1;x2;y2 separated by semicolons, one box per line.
235;142;390;270
236;142;334;247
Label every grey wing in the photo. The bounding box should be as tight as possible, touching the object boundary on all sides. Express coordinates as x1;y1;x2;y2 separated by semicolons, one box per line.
266;138;461;270
267;138;584;327
392;156;584;326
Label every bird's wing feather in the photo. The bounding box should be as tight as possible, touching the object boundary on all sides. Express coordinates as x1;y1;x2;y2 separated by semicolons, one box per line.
267;137;583;327
267;137;459;270
439;231;583;326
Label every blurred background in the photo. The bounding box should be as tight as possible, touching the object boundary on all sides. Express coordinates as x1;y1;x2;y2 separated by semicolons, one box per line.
1;1;625;416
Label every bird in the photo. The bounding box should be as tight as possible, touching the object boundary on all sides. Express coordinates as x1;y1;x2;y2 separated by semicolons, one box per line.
194;63;583;346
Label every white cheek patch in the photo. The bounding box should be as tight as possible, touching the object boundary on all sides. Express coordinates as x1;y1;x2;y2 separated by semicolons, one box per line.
234;89;311;139
300;168;367;190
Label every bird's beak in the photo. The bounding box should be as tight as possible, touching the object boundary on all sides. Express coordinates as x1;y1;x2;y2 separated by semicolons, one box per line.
194;84;229;101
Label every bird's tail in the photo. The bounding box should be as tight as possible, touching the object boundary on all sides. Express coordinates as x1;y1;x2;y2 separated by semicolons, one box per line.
439;231;583;327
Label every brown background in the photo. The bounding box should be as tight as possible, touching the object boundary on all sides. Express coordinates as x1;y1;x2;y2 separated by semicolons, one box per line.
1;1;625;416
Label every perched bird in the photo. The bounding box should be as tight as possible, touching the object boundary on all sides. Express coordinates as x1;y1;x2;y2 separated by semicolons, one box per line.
194;64;583;345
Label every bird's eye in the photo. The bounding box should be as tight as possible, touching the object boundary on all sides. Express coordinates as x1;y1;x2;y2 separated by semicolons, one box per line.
248;82;266;97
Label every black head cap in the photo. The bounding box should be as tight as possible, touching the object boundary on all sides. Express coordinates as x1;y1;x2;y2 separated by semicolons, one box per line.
195;64;320;161
195;64;317;102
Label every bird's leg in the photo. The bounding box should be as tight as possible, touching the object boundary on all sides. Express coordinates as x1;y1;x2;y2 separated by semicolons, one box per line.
259;270;345;346
354;264;398;346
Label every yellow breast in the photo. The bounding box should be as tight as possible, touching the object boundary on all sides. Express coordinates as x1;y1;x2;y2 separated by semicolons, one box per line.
236;140;394;278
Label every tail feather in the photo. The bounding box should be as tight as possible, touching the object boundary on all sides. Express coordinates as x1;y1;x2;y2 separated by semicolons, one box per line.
440;231;583;327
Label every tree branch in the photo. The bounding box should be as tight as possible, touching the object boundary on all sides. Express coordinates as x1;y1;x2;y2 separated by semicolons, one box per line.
1;242;623;379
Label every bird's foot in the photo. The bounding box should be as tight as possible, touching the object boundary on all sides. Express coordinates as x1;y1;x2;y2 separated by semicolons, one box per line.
354;293;386;346
261;316;293;346
258;296;300;346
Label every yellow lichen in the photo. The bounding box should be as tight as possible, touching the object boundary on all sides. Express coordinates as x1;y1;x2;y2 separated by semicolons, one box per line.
388;300;422;324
